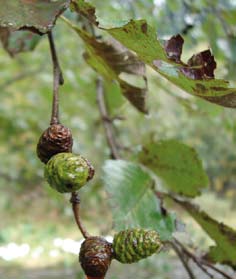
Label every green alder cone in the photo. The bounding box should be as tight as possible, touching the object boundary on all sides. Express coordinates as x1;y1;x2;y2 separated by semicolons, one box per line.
113;228;162;264
44;152;95;193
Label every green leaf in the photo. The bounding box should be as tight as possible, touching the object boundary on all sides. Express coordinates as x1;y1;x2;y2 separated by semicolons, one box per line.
0;28;41;56
70;1;236;108
103;160;176;241
62;17;147;113
0;0;71;34
106;20;236;108
139;140;209;197
174;199;236;267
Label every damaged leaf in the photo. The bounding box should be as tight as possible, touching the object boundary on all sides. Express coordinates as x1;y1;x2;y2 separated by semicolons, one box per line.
0;0;71;34
139;140;209;197
0;28;41;56
107;20;236;108
63;17;147;113
174;199;236;267
164;34;184;63
69;1;236;108
164;35;216;79
70;0;98;25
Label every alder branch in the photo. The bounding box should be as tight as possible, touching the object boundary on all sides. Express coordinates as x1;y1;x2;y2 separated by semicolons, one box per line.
96;77;121;160
169;241;196;279
174;238;233;279
70;192;90;239
48;31;64;125
173;239;214;278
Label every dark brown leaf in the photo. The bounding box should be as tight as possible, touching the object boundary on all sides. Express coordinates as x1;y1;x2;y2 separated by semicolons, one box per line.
164;34;184;63
181;50;217;80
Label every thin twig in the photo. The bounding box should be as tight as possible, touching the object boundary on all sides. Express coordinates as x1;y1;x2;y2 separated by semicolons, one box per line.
169;241;196;279
96;77;120;160
70;192;90;239
175;238;234;279
201;261;234;279
174;239;214;279
47;31;64;125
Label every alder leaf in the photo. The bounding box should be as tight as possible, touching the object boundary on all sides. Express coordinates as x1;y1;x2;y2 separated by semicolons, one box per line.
0;28;41;56
0;0;71;34
139;140;209;197
106;20;236;108
70;0;97;25
70;1;236;108
174;199;236;267
63;17;147;113
103;160;176;241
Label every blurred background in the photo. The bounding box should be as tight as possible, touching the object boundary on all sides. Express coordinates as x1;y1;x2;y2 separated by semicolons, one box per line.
0;0;236;278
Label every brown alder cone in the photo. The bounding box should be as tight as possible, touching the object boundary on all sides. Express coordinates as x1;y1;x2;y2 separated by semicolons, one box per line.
79;237;113;278
37;124;73;163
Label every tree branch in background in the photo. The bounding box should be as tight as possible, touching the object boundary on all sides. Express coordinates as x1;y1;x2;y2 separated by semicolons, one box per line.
169;241;196;279
48;31;64;125
96;77;120;160
70;192;90;239
173;238;233;279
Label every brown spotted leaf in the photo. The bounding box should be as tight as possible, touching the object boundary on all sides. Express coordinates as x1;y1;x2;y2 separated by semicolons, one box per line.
70;0;98;25
68;1;236;108
0;0;71;34
63;17;147;113
0;27;41;56
174;199;236;267
106;20;236;108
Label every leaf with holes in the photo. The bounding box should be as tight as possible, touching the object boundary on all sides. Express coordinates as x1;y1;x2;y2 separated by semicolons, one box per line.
70;1;236;108
63;17;147;113
0;0;71;34
174;199;236;267
139;140;209;197
103;160;176;241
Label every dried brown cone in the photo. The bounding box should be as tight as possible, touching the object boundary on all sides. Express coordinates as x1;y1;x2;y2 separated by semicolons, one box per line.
37;124;73;164
79;236;113;278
